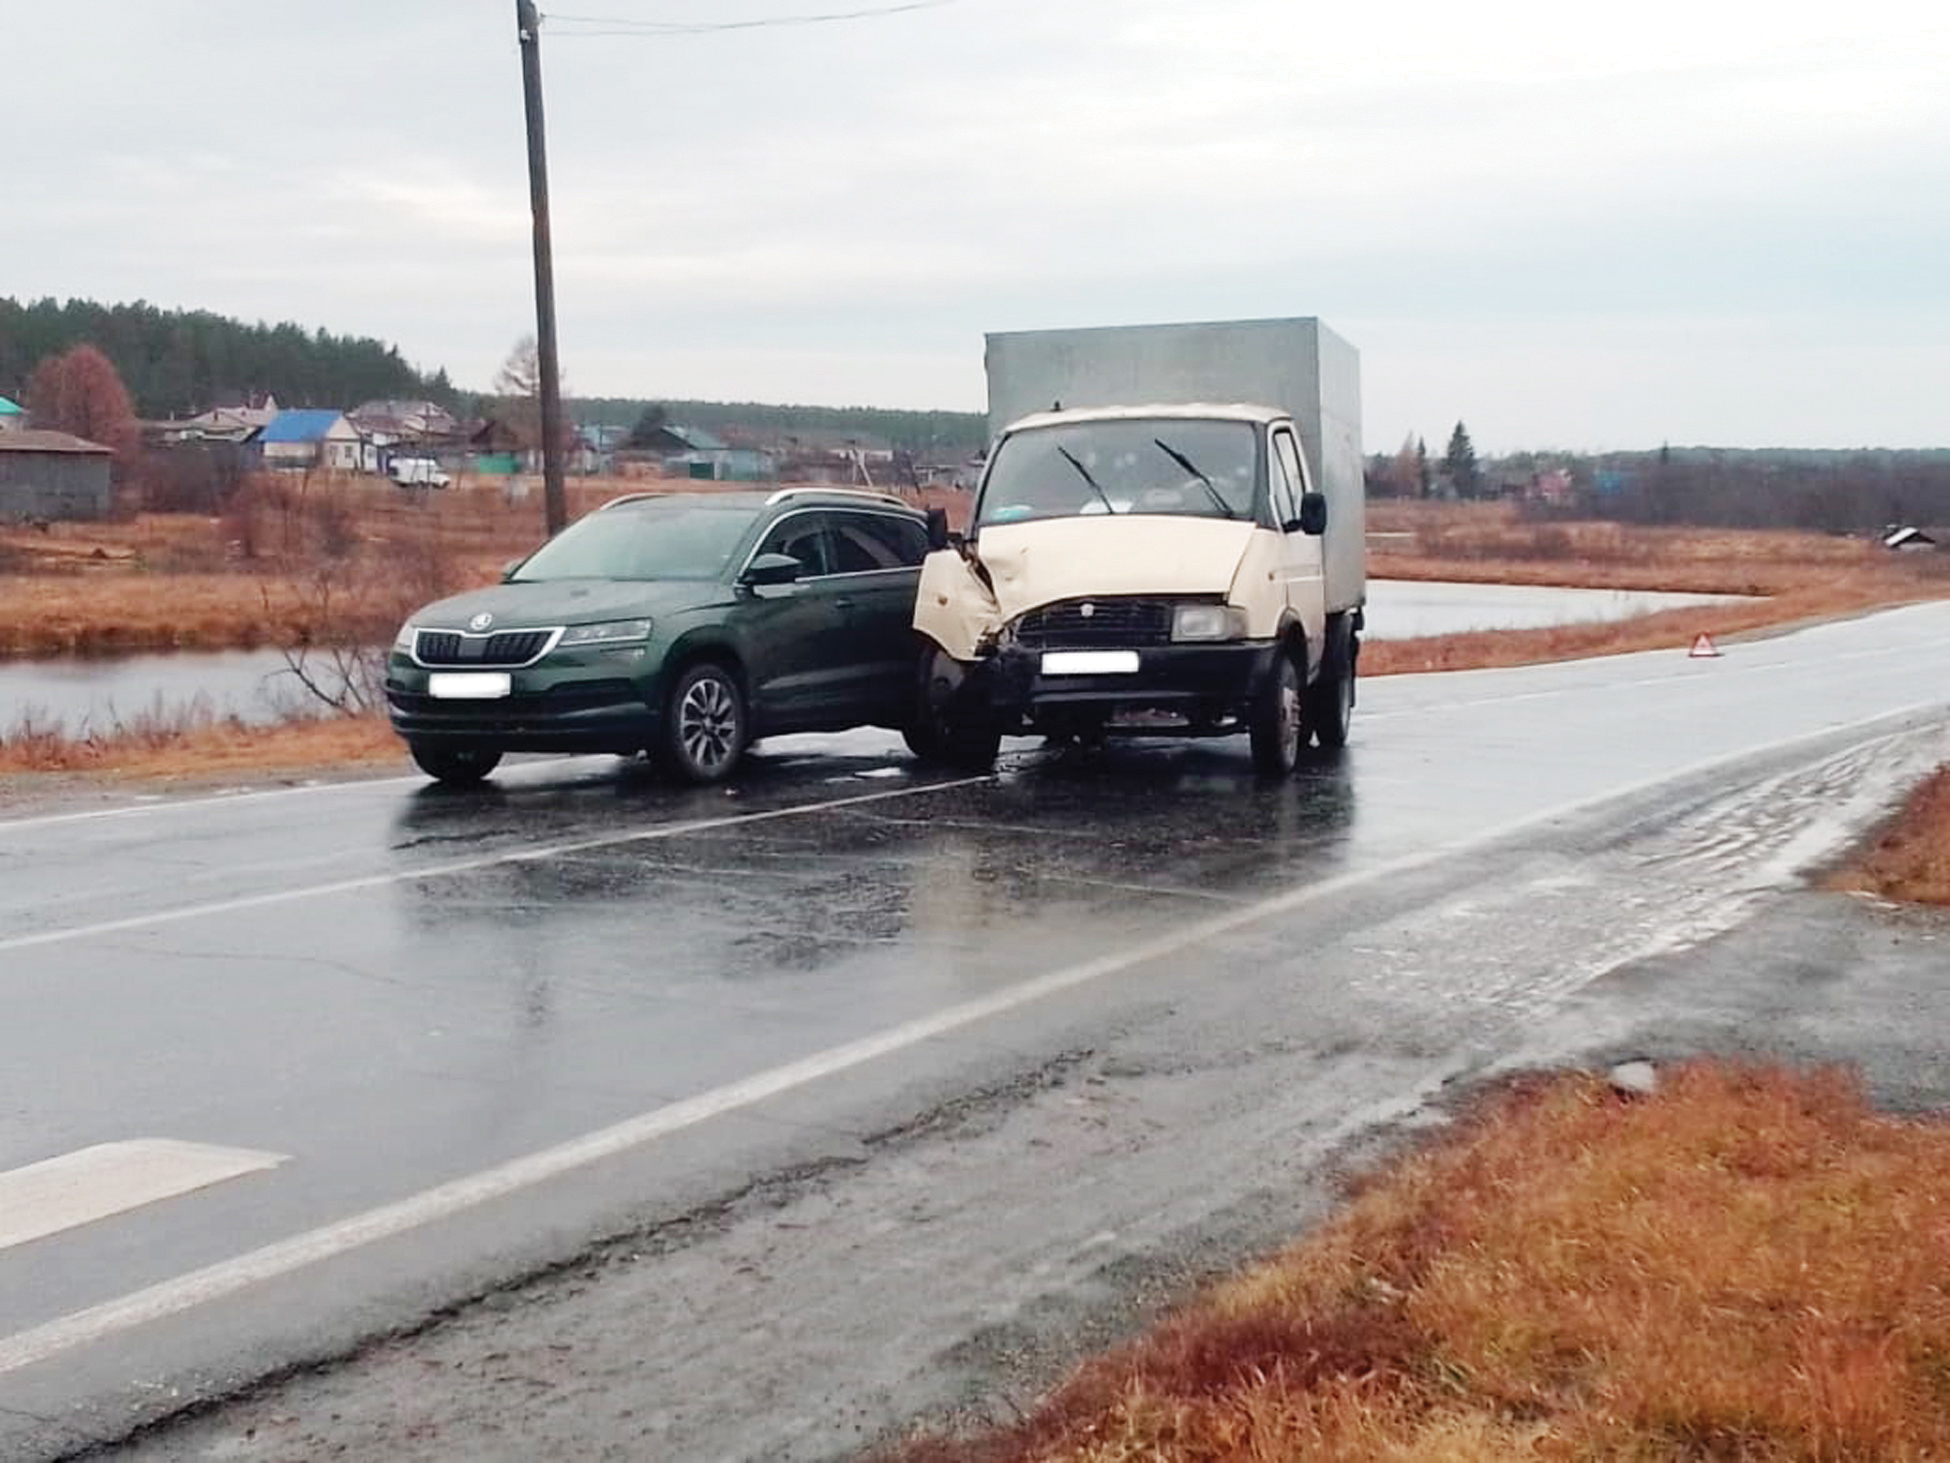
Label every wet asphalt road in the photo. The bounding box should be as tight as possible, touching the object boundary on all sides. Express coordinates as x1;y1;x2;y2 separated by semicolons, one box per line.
3;603;1949;1459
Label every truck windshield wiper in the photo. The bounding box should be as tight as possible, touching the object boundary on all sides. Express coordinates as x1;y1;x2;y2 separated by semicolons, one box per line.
1153;439;1238;518
1056;445;1117;515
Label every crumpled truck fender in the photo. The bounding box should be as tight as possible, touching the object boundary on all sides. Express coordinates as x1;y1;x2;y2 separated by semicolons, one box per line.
914;549;1001;662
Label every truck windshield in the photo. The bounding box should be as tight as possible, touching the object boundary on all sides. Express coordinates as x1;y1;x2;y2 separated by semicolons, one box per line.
976;419;1256;528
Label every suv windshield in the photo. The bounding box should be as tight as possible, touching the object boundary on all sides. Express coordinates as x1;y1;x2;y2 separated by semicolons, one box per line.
513;502;758;582
976;419;1257;528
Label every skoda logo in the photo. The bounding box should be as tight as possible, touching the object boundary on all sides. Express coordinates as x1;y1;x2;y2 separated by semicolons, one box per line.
469;612;495;632
1079;602;1096;619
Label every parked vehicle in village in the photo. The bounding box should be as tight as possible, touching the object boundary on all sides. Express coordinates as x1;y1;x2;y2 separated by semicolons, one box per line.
912;317;1366;775
388;456;452;489
386;488;934;785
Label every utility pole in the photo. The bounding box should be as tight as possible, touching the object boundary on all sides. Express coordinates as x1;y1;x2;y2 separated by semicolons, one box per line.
516;0;568;535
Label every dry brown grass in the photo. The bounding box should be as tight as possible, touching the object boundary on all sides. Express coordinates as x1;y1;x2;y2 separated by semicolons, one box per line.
1364;502;1950;677
1831;766;1950;907
895;1061;1950;1462
0;474;957;657
0;704;401;782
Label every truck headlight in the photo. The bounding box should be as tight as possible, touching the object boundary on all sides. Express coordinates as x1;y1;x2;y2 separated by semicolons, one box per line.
559;619;654;648
1171;604;1247;642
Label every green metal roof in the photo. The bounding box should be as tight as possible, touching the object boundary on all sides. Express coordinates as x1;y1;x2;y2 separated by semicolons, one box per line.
0;397;23;416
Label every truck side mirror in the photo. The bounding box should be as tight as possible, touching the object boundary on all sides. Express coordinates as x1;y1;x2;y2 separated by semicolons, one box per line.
925;506;951;552
1298;492;1328;536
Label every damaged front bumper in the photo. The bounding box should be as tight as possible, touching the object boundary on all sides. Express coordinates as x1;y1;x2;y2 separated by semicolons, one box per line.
973;640;1282;736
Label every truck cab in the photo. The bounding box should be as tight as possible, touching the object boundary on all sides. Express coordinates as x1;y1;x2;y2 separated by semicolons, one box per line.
912;402;1361;775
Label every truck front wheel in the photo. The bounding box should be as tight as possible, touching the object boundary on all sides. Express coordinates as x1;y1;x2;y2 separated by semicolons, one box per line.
912;649;1000;772
1249;651;1303;776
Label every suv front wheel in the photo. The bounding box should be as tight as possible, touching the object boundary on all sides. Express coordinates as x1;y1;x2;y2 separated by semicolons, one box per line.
662;662;748;784
410;743;502;787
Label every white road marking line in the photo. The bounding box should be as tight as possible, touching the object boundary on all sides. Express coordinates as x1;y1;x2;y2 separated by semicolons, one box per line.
0;776;993;956
0;1142;287;1253
0;698;1941;1377
0;775;426;836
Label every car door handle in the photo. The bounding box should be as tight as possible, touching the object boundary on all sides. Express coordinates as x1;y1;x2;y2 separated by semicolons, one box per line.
832;598;857;612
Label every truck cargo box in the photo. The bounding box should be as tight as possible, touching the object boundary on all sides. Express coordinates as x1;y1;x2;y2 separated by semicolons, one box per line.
984;317;1364;612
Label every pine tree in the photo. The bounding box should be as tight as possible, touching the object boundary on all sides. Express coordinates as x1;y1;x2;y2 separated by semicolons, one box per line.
1444;421;1482;498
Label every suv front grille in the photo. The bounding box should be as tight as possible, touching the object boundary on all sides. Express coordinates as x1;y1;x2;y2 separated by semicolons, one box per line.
1013;599;1174;649
415;629;556;667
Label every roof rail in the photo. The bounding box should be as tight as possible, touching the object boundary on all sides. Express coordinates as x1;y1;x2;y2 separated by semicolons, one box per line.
763;486;912;510
597;491;670;511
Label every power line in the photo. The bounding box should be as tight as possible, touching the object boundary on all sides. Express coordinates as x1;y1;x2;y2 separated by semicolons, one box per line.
544;1;960;37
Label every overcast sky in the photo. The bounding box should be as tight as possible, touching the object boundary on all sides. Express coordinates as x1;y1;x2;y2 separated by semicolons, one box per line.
6;0;1946;451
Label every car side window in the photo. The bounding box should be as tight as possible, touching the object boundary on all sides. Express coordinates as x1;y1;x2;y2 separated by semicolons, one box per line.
1268;433;1300;530
757;513;832;577
832;512;928;572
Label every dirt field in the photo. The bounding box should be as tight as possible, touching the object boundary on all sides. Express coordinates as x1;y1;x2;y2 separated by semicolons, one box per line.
0;473;783;657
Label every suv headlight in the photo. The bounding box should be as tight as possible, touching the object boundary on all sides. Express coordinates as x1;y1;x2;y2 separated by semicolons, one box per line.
1171;604;1247;642
393;623;417;652
559;619;654;648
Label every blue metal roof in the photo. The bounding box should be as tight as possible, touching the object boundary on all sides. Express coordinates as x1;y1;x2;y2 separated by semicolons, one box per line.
259;409;346;443
0;396;23;416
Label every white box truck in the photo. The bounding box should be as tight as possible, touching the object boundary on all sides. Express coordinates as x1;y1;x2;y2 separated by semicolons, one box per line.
912;317;1364;775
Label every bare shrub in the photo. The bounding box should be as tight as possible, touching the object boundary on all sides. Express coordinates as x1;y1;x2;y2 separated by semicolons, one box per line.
275;524;464;715
141;442;252;515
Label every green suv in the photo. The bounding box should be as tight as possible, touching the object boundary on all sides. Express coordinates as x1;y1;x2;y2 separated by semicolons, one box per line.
386;489;934;785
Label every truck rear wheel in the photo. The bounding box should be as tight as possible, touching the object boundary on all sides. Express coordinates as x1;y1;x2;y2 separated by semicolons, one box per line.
1249;651;1303;776
1308;632;1357;750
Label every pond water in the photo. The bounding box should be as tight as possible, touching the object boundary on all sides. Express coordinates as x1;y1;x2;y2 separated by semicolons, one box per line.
0;648;324;738
0;581;1755;737
1362;580;1749;642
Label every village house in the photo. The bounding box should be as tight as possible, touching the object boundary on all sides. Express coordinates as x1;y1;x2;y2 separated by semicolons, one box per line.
257;409;361;472
0;430;115;520
168;394;281;444
1883;526;1938;553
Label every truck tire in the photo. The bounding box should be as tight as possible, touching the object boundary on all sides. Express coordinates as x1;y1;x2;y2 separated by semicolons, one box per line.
1308;630;1357;750
661;662;747;784
912;649;1000;772
1249;650;1303;776
410;744;502;786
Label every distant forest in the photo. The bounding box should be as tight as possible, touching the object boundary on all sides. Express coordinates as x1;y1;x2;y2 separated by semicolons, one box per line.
1530;447;1950;534
0;297;989;455
569;397;988;459
0;297;455;419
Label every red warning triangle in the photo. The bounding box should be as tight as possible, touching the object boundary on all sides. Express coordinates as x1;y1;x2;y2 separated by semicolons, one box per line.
1689;633;1722;659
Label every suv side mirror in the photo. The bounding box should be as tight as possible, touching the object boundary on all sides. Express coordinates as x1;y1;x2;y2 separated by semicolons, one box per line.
743;552;804;587
1298;492;1328;536
925;506;951;552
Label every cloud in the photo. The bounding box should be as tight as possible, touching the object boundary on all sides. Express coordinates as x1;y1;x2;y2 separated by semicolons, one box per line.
4;0;1946;446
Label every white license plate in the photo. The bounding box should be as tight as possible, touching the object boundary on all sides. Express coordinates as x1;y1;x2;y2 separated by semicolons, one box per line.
1041;650;1140;675
428;672;513;700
